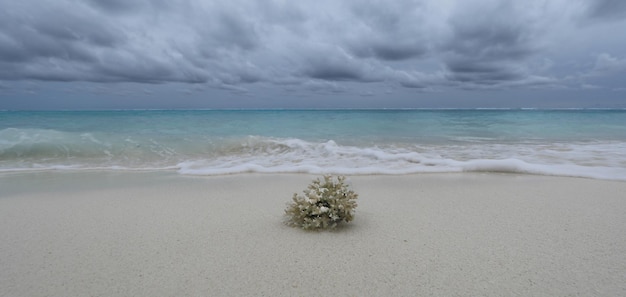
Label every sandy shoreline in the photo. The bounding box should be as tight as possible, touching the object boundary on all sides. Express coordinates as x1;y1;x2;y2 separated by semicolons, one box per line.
1;172;625;296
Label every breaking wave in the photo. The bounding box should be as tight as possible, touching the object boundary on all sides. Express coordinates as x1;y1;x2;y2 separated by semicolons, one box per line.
2;128;625;181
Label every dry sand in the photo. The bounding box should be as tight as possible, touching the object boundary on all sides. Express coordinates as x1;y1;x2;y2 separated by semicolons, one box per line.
1;172;625;296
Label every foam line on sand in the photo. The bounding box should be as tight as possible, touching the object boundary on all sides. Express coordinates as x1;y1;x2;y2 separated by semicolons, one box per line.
1;172;625;296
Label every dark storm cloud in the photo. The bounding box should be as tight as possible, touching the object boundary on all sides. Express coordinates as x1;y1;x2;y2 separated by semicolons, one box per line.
297;45;377;82
0;2;123;80
370;42;426;61
0;1;256;84
348;38;427;61
445;60;525;84
0;0;625;97
306;65;364;81
344;1;428;61
441;2;538;86
0;3;118;64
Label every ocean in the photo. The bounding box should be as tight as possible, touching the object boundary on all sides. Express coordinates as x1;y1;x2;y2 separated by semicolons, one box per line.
1;109;626;180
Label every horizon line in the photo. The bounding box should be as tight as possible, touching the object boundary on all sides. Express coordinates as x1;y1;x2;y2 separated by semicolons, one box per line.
2;107;626;112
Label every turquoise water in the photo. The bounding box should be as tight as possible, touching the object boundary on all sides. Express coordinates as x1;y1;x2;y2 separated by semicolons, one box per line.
1;109;626;180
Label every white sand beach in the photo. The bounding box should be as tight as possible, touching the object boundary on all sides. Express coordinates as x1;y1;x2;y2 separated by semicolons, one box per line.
1;172;625;296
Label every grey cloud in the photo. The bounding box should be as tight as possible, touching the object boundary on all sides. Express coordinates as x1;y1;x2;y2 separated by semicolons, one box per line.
304;57;366;82
588;53;626;77
394;71;446;89
307;67;361;81
445;24;533;60
350;39;426;61
0;81;9;90
0;1;260;84
95;54;178;83
1;0;625;99
586;0;626;20
301;80;347;94
344;1;429;61
370;42;426;61
212;60;265;85
296;47;405;84
0;32;29;63
565;52;626;91
35;21;119;49
210;11;259;51
87;0;146;13
0;2;122;79
399;80;428;89
441;2;538;86
445;60;525;84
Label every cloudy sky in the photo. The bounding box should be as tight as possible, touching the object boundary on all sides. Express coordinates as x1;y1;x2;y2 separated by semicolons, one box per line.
1;0;626;109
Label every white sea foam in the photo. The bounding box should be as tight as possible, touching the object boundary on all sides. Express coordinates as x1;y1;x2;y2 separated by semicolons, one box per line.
3;109;626;181
176;137;626;181
2;130;626;180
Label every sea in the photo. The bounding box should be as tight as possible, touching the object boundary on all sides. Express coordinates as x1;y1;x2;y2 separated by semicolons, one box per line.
1;109;626;181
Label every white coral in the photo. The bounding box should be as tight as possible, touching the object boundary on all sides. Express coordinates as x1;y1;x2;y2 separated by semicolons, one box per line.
284;175;358;230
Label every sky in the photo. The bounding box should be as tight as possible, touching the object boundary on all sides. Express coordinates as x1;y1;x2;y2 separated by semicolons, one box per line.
1;0;626;110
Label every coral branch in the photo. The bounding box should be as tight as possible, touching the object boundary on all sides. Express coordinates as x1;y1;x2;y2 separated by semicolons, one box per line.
284;175;358;230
